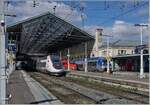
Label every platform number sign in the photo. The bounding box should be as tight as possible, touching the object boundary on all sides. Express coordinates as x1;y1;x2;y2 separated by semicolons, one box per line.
8;44;17;53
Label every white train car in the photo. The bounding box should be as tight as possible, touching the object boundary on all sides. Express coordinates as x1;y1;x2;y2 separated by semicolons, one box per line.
36;55;68;76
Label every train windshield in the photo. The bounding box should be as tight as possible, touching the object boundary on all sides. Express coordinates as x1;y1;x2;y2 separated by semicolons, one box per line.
51;57;63;69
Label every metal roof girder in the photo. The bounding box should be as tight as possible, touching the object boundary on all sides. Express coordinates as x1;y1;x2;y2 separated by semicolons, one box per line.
35;33;64;52
28;33;54;52
21;16;48;46
28;15;62;51
29;15;70;53
20;23;40;51
34;24;67;51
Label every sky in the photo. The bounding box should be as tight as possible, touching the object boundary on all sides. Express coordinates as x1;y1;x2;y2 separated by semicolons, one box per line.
6;0;149;43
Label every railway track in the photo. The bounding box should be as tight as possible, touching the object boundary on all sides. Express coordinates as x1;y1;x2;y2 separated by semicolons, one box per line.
28;72;95;104
66;74;149;104
28;71;149;104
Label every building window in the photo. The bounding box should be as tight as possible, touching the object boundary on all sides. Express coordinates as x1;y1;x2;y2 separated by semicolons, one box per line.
132;50;134;54
121;50;124;54
92;54;94;57
123;50;126;54
118;50;126;55
118;50;121;55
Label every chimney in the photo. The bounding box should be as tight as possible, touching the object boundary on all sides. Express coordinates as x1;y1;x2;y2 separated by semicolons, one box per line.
95;28;103;57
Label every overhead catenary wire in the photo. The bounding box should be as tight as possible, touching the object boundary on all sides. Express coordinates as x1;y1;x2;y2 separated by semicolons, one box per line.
7;1;148;46
6;1;148;27
79;0;85;29
98;1;148;26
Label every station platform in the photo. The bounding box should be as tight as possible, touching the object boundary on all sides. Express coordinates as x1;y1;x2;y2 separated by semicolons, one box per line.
7;70;62;104
69;71;149;93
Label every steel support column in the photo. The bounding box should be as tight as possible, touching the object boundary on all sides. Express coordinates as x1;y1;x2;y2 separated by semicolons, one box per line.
106;37;110;73
84;42;88;72
140;27;145;78
67;48;70;70
0;0;6;104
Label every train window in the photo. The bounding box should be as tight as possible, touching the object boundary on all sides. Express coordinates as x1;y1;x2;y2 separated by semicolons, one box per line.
88;62;96;66
93;62;96;66
51;57;63;69
52;59;60;63
53;62;63;69
118;50;126;55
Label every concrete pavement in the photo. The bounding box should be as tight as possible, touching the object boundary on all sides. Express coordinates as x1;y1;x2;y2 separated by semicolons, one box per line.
7;70;62;104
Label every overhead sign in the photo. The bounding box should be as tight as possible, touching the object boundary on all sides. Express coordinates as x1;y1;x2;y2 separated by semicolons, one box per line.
97;57;104;66
12;45;16;52
8;44;17;53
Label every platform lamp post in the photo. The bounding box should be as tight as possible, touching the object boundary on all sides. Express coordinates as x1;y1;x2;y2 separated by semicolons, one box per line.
106;37;110;73
0;0;6;104
67;48;70;70
102;35;113;73
59;51;62;61
84;42;88;72
134;24;148;79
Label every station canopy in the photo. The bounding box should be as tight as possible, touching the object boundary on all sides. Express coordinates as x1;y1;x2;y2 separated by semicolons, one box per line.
7;12;94;54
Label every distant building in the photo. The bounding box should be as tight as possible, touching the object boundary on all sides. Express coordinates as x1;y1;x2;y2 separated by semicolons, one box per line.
61;28;149;60
98;40;147;57
90;28;149;57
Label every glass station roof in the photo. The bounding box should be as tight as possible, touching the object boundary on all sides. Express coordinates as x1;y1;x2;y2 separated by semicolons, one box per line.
7;12;94;54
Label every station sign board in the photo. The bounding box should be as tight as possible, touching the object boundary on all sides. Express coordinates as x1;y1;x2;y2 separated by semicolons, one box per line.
8;43;17;53
97;57;104;66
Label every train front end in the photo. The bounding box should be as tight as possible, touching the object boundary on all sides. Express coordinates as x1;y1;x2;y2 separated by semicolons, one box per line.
47;55;69;76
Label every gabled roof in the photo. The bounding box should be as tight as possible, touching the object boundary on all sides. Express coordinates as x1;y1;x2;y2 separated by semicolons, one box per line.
7;12;94;54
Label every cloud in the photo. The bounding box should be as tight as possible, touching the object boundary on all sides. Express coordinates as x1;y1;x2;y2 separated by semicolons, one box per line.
84;20;149;42
112;20;139;38
135;7;148;17
6;1;83;24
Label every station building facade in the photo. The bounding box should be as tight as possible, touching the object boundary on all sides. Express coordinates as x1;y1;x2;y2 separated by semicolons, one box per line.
60;28;149;59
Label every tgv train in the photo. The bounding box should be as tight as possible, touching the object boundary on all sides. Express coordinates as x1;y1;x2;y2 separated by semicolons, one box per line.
75;57;111;72
36;55;68;76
